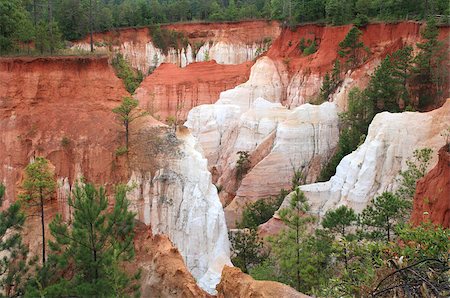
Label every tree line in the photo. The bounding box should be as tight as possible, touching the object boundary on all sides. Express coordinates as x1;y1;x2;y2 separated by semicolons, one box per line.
1;0;449;54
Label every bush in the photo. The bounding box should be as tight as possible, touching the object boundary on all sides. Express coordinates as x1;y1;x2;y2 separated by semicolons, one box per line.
236;151;251;180
303;40;317;56
149;25;188;54
115;146;128;156
353;14;369;27
111;54;143;94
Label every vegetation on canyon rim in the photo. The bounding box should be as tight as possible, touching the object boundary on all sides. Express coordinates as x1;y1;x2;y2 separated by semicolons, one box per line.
1;0;449;55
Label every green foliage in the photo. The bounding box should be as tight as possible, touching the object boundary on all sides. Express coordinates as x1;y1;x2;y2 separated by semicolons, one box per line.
353;13;369;27
0;0;29;53
20;157;56;265
149;25;188;54
238;189;288;229
235;151;250;180
359;192;410;242
320;59;341;101
112;96;148;149
34;21;63;55
322;205;357;238
115;146;128;156
319;87;373;181
0;183;31;297
396;148;433;201
26;183;140;297
302;39;317;56
338;27;366;69
412;18;449;108
111;53;144;94
230;228;266;274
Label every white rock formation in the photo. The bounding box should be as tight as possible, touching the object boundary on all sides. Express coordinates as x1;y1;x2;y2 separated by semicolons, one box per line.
291;99;450;215
73;40;271;73
186;57;340;226
126;131;232;295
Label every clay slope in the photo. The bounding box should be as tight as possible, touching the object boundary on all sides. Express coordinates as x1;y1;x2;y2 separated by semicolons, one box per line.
135;60;252;121
216;266;310;298
411;145;450;228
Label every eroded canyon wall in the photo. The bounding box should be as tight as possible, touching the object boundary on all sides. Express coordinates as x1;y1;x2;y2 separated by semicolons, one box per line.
72;20;281;73
289;100;450;216
0;57;231;294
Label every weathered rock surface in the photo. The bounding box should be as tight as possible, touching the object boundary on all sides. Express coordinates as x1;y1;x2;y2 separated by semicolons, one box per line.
289;100;450;215
126;126;232;294
186;57;339;227
411;145;450;228
216;266;310;298
132;223;211;298
0;57;230;294
73;20;281;73
134;60;252;121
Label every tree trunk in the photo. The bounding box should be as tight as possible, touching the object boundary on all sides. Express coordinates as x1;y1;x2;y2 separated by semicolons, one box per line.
48;0;54;55
40;190;46;265
296;221;300;291
89;0;94;52
125;121;129;150
33;0;38;26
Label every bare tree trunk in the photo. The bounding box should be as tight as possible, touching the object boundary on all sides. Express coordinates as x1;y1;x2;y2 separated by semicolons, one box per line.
90;0;94;52
40;190;46;265
48;0;53;55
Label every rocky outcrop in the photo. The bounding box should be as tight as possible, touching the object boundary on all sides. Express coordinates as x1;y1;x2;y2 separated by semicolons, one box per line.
287;99;450;216
216;266;309;298
134;60;252;121
72;20;281;73
411;145;450;228
126;126;231;294
132;224;211;298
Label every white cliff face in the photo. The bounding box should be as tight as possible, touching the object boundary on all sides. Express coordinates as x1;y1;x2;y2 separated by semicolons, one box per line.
186;56;340;226
126;131;232;295
73;40;271;73
292;99;450;215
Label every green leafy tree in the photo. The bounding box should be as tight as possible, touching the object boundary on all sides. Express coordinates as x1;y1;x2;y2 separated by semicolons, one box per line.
322;205;356;269
412;18;449;108
230;228;266;274
396;148;433;201
0;0;30;53
391;46;413;108
320;59;341;102
29;183;140;297
0;184;32;297
359;192;410;242
20;157;56;265
276;188;314;291
112;96;148;150
238;190;287;229
34;20;63;54
338;27;366;69
111;54;144;94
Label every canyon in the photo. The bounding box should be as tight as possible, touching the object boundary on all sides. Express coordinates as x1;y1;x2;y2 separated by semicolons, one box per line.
1;19;449;296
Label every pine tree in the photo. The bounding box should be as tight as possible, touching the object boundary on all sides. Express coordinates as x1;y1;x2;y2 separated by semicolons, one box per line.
20;157;56;265
277;188;314;291
322;205;356;269
0;183;31;296
38;183;140;296
230;228;265;274
338;27;366;69
412;18;448;108
112;96;148;150
359;192;410;242
391;46;413;107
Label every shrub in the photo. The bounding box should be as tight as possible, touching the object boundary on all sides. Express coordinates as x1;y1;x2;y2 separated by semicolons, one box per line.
111;54;143;94
303;40;317;56
236;151;251;180
149;25;188;54
115;146;128;156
